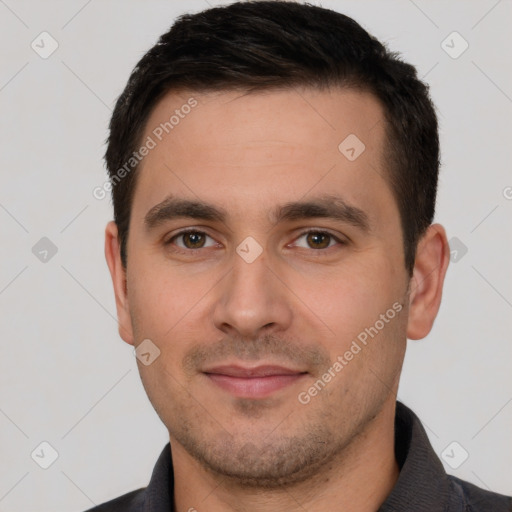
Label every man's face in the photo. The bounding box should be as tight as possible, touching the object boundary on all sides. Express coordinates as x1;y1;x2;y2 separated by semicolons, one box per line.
115;87;412;485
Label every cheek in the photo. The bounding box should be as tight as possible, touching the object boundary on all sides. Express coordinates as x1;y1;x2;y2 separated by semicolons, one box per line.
292;257;403;341
127;266;184;345
126;261;221;369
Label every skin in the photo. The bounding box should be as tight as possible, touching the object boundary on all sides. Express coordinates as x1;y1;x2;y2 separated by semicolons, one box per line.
105;87;450;511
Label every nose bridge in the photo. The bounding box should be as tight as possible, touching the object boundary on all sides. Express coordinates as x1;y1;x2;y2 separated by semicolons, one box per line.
212;244;292;337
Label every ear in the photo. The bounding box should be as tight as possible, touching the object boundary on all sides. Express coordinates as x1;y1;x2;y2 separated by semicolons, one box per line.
104;221;135;345
407;223;450;340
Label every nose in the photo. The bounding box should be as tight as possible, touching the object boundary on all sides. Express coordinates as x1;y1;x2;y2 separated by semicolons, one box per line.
212;247;293;340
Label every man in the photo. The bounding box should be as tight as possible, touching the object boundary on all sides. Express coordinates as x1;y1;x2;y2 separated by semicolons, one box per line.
91;1;511;510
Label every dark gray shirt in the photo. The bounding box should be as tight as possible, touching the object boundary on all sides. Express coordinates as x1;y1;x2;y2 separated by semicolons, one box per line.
86;401;512;511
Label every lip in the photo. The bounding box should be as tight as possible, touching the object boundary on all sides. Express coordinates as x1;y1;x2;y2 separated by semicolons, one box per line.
203;365;307;398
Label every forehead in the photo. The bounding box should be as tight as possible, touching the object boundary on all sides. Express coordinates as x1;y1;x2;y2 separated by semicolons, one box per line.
131;87;395;228
143;86;385;156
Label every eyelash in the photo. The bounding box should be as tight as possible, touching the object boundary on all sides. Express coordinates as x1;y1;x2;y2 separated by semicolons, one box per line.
164;228;347;255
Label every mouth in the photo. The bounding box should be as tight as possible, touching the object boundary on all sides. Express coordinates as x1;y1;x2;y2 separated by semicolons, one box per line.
203;364;308;399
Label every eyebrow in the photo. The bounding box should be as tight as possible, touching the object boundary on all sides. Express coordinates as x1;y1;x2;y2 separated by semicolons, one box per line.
144;193;371;233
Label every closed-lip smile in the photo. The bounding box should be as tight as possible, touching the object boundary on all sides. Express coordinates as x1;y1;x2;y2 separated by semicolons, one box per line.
203;364;308;398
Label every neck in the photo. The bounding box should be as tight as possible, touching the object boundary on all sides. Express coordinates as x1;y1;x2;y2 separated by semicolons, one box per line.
172;397;400;512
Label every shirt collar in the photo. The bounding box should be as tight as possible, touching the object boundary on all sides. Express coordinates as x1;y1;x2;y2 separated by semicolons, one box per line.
378;401;453;511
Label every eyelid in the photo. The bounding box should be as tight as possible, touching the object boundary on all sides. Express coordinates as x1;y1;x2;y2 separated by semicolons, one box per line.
165;227;348;255
290;228;347;248
164;228;218;250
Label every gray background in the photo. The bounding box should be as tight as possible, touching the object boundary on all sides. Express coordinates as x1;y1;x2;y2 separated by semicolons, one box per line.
1;0;511;510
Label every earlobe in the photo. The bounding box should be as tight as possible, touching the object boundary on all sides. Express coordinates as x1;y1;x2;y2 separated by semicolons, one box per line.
104;221;135;345
406;224;450;340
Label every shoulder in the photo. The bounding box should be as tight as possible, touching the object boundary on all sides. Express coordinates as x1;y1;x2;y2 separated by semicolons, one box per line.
83;487;146;512
82;443;173;512
449;475;512;512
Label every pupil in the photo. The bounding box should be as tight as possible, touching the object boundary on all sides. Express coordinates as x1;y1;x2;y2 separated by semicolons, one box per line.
308;232;328;249
186;232;203;248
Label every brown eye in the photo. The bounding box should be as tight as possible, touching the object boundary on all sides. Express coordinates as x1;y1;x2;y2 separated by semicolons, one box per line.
165;230;216;252
293;230;344;251
180;231;206;249
305;232;331;249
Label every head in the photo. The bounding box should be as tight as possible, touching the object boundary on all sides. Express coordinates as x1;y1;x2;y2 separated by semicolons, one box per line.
104;0;449;488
